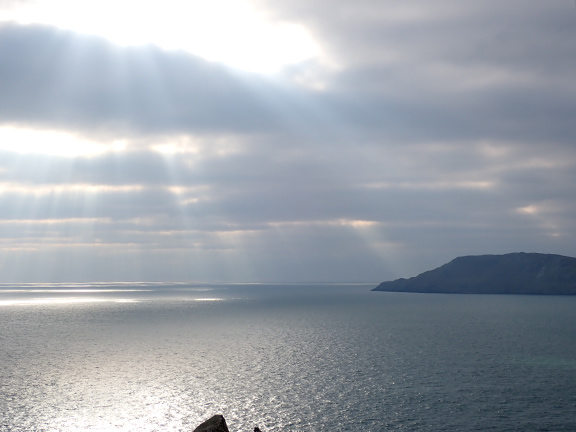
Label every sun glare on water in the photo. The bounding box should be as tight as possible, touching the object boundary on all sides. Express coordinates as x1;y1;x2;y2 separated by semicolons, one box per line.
5;0;319;74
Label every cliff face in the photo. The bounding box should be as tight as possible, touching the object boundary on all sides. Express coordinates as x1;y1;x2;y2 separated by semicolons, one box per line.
373;253;576;294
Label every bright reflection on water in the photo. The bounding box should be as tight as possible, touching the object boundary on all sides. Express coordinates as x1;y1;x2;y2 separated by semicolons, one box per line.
0;290;150;293
0;297;139;306
1;283;576;431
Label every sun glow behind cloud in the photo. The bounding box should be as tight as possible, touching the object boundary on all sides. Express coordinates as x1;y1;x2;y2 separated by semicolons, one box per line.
5;0;319;73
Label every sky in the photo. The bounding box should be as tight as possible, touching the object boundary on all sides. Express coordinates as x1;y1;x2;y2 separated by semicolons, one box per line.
0;0;575;283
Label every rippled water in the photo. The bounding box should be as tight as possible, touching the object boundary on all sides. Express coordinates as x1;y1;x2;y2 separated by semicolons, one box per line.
1;283;576;431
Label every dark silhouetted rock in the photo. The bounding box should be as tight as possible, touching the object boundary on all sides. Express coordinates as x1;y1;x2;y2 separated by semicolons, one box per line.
193;415;230;432
373;253;576;294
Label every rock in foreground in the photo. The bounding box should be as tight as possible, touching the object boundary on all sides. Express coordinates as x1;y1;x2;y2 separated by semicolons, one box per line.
193;415;230;432
373;253;576;294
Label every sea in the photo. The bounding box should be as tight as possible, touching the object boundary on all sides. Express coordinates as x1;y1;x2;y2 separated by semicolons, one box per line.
1;282;575;432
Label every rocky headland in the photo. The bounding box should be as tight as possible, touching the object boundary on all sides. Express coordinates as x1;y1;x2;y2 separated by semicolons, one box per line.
193;415;262;432
193;415;230;432
373;252;576;294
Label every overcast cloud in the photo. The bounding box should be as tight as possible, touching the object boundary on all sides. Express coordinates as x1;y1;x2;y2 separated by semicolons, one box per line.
0;0;575;282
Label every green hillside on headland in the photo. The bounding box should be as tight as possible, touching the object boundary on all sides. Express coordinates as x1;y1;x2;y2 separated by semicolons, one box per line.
373;253;576;294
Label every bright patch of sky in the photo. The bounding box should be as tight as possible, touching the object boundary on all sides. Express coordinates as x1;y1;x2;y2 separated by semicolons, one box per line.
0;127;126;157
4;0;319;73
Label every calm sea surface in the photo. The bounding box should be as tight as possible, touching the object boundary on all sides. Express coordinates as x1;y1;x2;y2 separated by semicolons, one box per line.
1;283;575;431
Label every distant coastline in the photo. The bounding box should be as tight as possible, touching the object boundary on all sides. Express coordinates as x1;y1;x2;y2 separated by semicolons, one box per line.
373;252;576;295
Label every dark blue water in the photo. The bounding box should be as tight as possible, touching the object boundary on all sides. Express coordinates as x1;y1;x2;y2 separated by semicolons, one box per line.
1;283;575;431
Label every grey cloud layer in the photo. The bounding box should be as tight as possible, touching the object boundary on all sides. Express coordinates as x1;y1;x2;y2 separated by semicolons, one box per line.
3;15;575;146
0;22;287;134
